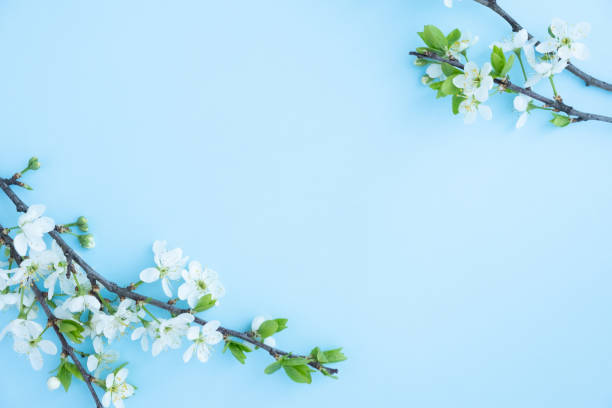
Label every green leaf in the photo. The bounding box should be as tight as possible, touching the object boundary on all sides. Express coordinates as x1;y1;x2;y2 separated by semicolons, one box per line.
281;357;312;366
64;362;84;381
192;294;216;313
441;75;460;96
273;318;288;333
264;361;282;374
452;95;465;115
229;343;247;364
446;28;461;46
550;113;571;127
57;364;72;392
316;348;347;364
441;62;462;77
419;25;448;51
429;81;443;91
58;320;85;343
499;53;515;77
490;46;506;76
257;320;278;339
283;365;313;384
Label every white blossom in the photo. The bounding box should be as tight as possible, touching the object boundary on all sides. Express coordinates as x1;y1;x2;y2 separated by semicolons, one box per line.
491;29;531;52
130;321;159;352
4;319;57;370
183;320;223;363
102;368;134;408
443;0;460;7
452;61;494;102
9;249;58;287
13;204;55;256
458;96;493;124
536;18;590;60
513;94;532;128
524;44;568;87
43;241;68;299
87;337;119;375
91;299;140;342
139;240;188;297
151;313;194;357
447;32;478;60
178;261;225;308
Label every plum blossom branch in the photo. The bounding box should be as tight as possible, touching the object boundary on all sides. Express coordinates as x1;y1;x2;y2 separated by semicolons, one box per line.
0;226;104;408
411;50;612;124
470;0;612;91
0;175;340;381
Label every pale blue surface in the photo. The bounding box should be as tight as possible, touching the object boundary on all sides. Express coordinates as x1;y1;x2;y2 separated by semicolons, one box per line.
1;0;612;406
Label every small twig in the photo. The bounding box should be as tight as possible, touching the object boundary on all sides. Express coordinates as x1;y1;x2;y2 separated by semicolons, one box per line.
0;177;338;376
0;226;103;408
410;51;612;124
472;0;612;92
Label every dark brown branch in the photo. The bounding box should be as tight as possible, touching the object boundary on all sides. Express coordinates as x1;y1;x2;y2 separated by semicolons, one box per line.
0;226;103;408
410;51;612;124
0;177;338;376
472;0;612;92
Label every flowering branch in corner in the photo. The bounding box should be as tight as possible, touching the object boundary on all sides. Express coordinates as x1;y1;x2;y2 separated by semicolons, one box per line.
445;0;612;92
0;158;345;408
412;21;612;127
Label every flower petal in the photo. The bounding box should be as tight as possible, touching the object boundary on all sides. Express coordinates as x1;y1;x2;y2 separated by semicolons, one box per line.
139;267;160;283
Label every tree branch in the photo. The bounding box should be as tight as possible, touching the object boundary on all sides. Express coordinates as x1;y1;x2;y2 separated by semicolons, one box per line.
471;0;612;92
0;226;103;408
410;51;612;124
0;177;338;376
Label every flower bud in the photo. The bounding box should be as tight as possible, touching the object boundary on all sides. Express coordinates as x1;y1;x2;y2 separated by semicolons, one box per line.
421;75;433;85
28;157;40;171
78;234;95;249
76;216;89;232
47;376;61;391
414;58;428;67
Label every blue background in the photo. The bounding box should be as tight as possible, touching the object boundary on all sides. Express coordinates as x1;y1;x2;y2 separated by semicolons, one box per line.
1;0;612;406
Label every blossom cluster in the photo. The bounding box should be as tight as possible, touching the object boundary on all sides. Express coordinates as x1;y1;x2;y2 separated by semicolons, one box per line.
0;158;346;407
418;15;591;128
0;205;231;407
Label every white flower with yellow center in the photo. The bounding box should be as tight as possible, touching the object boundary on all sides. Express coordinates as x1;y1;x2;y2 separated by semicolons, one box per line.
447;32;478;60
536;18;590;60
452;61;494;102
139;240;188;297
458;96;492;124
6;320;57;370
183;320;223;363
13;204;55;256
491;29;530;53
151;313;194;356
178;261;225;308
102;368;134;408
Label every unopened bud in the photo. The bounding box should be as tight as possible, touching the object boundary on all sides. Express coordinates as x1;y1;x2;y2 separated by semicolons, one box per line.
76;216;89;232
78;234;95;249
47;376;61;391
414;58;428;67
28;157;40;171
421;75;433;85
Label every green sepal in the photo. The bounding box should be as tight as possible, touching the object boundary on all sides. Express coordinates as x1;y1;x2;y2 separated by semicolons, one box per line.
550;113;572;127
